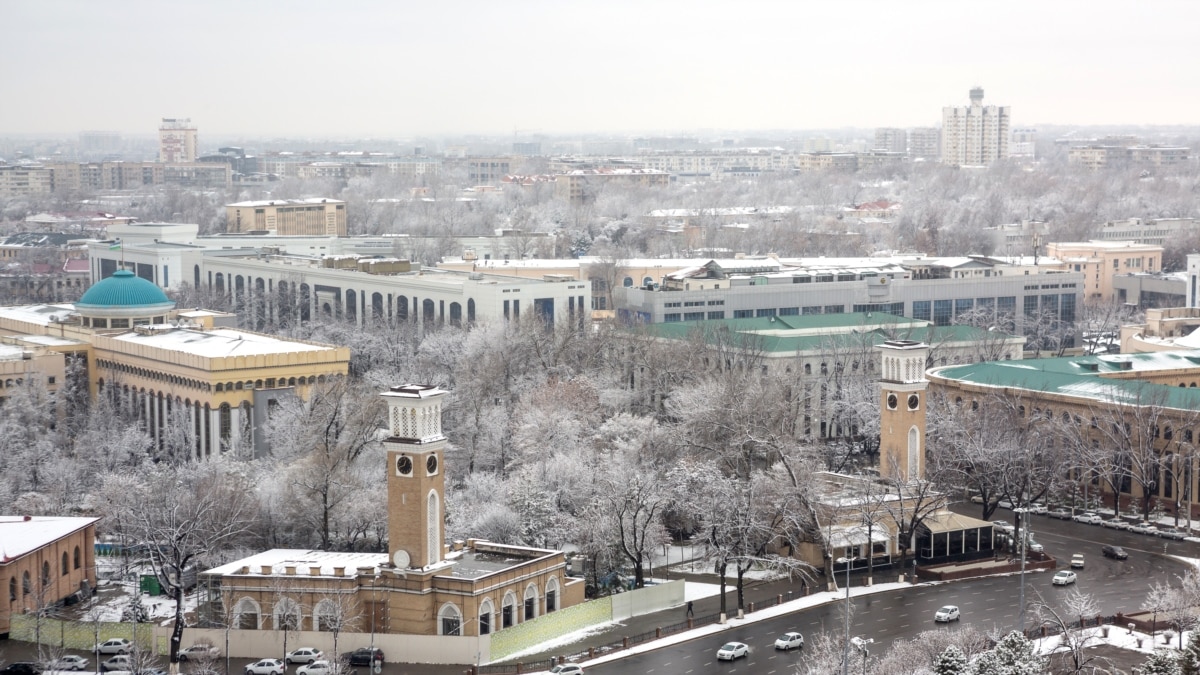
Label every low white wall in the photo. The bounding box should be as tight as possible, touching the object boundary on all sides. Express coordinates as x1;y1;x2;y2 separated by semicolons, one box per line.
610;579;685;621
182;628;490;666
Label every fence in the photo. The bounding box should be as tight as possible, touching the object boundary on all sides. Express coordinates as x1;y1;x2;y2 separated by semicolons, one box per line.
10;614;170;655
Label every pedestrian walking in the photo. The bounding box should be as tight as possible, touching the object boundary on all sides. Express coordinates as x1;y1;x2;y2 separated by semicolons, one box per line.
686;600;694;617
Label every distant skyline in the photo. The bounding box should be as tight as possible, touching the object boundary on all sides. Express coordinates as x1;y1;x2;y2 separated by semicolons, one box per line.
3;0;1199;138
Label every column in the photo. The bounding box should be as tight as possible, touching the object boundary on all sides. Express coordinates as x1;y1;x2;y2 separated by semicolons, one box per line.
229;405;242;456
209;408;221;454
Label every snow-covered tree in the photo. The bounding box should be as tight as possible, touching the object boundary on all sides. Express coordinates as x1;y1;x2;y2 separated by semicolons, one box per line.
933;644;969;675
1144;649;1182;675
969;630;1043;675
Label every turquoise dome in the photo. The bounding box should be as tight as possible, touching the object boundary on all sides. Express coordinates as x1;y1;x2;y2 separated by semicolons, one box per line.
77;270;173;309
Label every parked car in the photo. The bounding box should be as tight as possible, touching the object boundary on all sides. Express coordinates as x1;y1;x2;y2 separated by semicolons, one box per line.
1046;508;1071;520
342;647;385;667
716;642;749;661
244;659;285;675
934;605;961;622
137;669;168;675
285;649;324;665
549;665;584;675
991;520;1015;534
998;500;1014;509
0;663;40;675
1101;518;1128;530
1053;570;1077;586
970;495;985;504
1130;522;1159;536
101;656;132;672
51;655;90;671
94;639;133;655
1026;539;1044;553
296;660;331;675
1073;512;1103;525
1157;528;1188;540
1070;553;1086;568
177;644;220;661
1102;545;1129;560
1028;503;1048;515
774;632;805;650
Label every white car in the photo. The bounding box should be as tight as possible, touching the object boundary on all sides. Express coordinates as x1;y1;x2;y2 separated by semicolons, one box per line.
934;605;960;622
286;648;324;664
1073;512;1102;525
549;665;584;675
94;639;133;655
296;660;332;675
244;659;285;675
716;642;749;661
1053;570;1077;586
1026;539;1044;554
52;655;90;671
1028;503;1048;515
991;520;1014;534
1070;553;1086;569
774;632;805;650
100;655;132;672
177;644;220;661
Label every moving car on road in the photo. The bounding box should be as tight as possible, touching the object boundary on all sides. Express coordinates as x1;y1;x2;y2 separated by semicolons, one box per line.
285;649;324;665
1102;545;1129;560
177;644;220;661
716;642;749;661
51;655;90;671
774;632;805;650
342;648;385;667
1053;570;1077;585
296;660;332;675
934;605;961;622
94;639;133;655
549;665;584;674
1070;553;1086;568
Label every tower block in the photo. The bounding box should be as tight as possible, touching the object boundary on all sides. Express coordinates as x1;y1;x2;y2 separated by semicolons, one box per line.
383;384;447;570
876;340;931;483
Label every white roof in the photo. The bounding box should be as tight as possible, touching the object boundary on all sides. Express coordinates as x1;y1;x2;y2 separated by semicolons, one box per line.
203;549;388;577
0;516;98;562
113;328;338;358
0;304;76;326
226;198;344;207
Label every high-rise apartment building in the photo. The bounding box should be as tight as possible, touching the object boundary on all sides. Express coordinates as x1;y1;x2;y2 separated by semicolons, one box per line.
940;87;1010;166
874;128;907;154
908;127;941;160
158;118;198;163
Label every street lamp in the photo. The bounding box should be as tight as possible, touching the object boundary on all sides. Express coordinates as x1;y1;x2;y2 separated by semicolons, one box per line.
851;636;873;672
837;556;857;675
1013;507;1029;634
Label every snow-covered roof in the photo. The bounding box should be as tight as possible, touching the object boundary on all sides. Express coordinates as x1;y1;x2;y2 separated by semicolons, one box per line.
202;549;387;577
0;304;76;326
113;328;339;358
226;198;343;207
0;344;25;360
0;516;99;563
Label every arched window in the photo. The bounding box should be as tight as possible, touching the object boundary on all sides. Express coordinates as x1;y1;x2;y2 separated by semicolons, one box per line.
523;584;539;621
546;577;560;613
234;597;261;629
313;599;338;631
8;577;15;601
478;598;494;635
62;552;69;576
643;276;653;286
273;597;302;631
437;603;462;636
41;562;51;588
501;591;516;628
22;571;31;595
428;491;441;566
907;426;920;479
622;277;633;287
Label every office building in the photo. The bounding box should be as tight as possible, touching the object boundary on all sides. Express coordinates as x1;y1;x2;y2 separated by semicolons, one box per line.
940;87;1010;165
226;199;347;236
1044;240;1161;303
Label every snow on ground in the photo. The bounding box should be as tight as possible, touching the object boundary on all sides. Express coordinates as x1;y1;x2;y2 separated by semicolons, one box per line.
499;619;624;663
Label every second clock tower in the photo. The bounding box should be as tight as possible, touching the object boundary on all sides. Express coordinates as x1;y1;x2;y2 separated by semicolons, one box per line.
383;384;447;570
877;340;930;483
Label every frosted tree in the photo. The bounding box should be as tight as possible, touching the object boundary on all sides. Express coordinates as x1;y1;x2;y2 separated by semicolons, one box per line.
1182;630;1200;675
933;644;969;675
969;631;1044;675
1144;649;1182;675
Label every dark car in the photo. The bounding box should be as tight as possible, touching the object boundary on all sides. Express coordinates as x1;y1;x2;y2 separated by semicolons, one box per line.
1102;544;1129;560
0;663;39;675
341;648;385;667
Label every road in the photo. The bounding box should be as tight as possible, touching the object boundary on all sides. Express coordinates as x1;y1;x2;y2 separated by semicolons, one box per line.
583;508;1194;675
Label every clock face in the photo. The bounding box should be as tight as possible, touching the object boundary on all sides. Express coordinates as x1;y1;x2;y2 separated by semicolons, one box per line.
886;394;898;410
396;455;413;476
908;394;920;411
426;454;439;475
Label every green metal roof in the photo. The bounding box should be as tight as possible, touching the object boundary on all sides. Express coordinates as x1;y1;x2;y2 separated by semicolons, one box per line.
636;313;1009;354
77;270;173;309
932;350;1200;410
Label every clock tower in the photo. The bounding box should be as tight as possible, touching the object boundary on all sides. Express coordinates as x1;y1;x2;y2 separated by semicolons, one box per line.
383;384;447;570
877;340;930;483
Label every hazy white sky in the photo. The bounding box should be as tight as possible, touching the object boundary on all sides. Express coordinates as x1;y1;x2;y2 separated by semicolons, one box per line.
3;0;1199;137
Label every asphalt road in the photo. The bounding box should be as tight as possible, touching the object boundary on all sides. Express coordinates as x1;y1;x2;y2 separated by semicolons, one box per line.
583;507;1196;675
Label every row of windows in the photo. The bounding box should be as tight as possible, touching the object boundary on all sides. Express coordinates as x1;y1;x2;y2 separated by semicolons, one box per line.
7;547;82;602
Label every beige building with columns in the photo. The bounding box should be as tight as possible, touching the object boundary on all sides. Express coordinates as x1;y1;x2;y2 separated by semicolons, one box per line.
199;385;583;638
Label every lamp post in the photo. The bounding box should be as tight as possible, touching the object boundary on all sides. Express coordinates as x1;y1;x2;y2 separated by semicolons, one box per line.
1013;507;1029;634
838;556;857;675
851;636;873;673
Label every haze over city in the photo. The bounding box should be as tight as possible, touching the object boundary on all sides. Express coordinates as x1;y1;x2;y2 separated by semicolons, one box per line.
4;0;1200;137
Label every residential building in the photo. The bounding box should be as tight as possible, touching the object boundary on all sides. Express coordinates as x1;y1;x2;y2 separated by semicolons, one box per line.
554;168;670;204
226;199;347;236
197;385;583;654
940;87;1011;166
614;256;1082;336
908;127;940;161
466;157;513;184
0;164;53;198
0;516;99;638
796;153;858;172
1044;240;1161;303
0;271;350;458
874;128;907;154
159;118;198;163
1068;144;1190;170
983;219;1050;257
1010;128;1037;159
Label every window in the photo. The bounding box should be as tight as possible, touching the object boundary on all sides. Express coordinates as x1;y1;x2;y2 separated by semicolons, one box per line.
756;308;777;317
523;585;538;621
546;578;559;613
23;571;30;595
9;577;15;601
314;600;337;631
479;599;493;634
684;312;704;321
780;307;799;316
62;552;69;576
707;311;725;320
664;313;681;322
733;310;753;318
42;562;50;588
502;592;516;628
438;603;462;636
912;301;931;321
